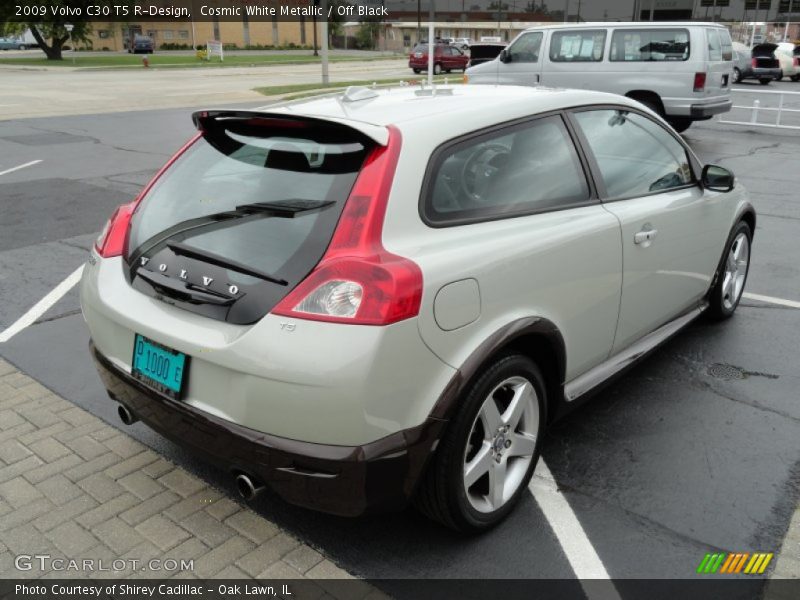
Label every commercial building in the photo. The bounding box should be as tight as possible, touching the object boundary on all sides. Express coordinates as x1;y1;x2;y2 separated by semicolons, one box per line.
86;19;318;51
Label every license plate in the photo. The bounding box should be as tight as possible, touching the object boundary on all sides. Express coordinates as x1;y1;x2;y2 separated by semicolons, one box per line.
415;52;422;58
131;334;188;400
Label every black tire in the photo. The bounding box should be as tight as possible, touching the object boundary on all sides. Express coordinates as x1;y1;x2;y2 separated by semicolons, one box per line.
791;75;800;82
445;68;451;73
732;67;741;84
414;353;547;532
412;68;420;74
667;117;692;133
433;62;442;75
776;71;784;81
759;78;771;85
707;221;752;320
18;45;26;51
628;93;664;117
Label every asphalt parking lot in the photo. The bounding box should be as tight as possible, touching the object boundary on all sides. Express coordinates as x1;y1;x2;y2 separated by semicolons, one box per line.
0;82;798;592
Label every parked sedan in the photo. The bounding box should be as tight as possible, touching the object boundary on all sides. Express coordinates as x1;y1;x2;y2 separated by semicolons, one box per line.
409;43;469;74
732;42;782;84
0;37;29;50
84;85;754;532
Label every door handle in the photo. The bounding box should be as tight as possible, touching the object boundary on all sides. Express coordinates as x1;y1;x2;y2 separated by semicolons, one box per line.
534;74;540;83
634;229;658;245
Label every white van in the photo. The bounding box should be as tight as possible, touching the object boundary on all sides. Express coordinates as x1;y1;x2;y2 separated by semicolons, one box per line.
466;22;734;133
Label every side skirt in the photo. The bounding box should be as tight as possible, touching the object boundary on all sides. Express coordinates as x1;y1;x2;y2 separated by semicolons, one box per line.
564;302;708;403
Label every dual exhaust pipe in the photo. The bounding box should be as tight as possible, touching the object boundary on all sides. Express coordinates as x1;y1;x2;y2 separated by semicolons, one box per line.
235;473;265;501
117;403;264;502
117;404;139;426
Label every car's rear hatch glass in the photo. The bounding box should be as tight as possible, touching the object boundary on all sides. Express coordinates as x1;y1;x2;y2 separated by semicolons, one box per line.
126;113;374;324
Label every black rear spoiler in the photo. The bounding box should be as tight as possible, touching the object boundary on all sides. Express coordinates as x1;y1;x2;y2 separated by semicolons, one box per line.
191;109;390;146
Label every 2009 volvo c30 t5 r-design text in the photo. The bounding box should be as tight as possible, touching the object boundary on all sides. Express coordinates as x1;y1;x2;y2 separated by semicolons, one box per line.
82;85;755;532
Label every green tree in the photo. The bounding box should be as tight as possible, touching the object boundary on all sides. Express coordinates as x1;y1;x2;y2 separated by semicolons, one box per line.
355;20;380;50
0;1;96;60
326;0;345;44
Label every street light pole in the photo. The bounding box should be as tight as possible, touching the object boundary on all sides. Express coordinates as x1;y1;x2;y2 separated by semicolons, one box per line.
65;23;74;65
312;0;318;56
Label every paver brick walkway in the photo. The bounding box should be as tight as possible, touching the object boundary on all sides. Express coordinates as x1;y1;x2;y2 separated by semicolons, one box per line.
0;357;380;599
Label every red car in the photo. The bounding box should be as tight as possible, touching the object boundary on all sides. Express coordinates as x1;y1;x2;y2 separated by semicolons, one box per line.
409;43;469;75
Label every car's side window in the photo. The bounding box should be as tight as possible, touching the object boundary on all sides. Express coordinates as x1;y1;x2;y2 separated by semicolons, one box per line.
549;30;607;62
506;32;543;63
707;29;722;61
573;109;694;199
609;29;689;62
423;116;591;225
719;28;733;60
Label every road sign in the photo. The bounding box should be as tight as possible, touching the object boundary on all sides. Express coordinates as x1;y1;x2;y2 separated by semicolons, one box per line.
207;40;223;61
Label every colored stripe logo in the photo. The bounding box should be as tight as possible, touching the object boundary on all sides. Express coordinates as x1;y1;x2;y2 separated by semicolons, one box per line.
697;552;773;575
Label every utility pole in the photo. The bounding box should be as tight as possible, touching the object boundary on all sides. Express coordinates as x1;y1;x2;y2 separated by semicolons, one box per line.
428;0;434;85
321;0;329;85
417;0;421;44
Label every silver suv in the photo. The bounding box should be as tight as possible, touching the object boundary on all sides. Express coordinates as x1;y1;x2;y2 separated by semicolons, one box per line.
82;85;755;531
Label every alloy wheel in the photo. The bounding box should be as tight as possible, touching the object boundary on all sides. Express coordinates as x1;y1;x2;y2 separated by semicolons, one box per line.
463;376;539;513
721;232;749;311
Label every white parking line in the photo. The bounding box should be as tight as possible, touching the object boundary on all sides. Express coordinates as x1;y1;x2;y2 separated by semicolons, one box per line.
742;292;800;309
531;290;799;592
530;460;622;598
0;265;84;344
0;159;42;177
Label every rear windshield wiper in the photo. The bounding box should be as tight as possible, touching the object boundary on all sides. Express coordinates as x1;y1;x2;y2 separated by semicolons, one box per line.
166;242;288;286
129;199;334;269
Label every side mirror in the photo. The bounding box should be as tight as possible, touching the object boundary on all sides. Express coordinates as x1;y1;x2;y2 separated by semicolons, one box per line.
499;49;510;63
702;164;735;192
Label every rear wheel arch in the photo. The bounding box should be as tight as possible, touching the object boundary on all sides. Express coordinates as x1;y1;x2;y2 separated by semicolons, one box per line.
625;90;665;116
430;317;567;425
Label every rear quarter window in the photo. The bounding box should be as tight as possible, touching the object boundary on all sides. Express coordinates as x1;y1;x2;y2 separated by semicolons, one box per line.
609;29;690;62
707;29;722;61
719;28;733;61
421;115;591;226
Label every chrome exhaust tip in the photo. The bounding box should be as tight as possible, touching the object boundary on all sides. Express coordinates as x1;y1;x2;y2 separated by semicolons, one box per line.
117;404;138;425
235;473;264;501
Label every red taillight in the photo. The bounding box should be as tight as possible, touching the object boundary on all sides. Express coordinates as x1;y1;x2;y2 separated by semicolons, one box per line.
94;202;135;258
272;126;423;326
794;57;799;68
693;72;707;92
751;57;758;68
93;133;201;259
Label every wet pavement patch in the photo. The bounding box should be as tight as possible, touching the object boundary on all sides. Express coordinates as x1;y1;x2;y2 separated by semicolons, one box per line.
708;363;780;381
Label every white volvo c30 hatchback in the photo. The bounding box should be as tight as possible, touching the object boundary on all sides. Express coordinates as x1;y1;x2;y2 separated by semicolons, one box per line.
81;85;754;531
